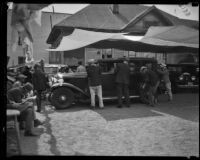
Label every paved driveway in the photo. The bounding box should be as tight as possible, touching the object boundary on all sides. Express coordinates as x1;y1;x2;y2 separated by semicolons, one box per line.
7;93;199;156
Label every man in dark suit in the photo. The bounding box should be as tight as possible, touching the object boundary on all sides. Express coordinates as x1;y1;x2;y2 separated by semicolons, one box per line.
32;63;47;112
115;58;130;108
7;83;43;136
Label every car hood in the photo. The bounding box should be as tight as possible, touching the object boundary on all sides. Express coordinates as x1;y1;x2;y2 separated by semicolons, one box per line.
58;72;87;78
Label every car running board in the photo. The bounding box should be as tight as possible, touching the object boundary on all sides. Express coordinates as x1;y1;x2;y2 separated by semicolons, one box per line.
103;95;140;101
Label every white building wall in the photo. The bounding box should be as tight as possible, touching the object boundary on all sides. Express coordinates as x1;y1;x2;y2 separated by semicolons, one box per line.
7;10;70;67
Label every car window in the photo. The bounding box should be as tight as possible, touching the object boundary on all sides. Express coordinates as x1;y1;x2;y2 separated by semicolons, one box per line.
100;62;115;73
44;67;58;74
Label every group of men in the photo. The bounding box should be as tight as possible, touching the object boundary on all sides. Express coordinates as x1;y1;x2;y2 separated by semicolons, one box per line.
7;61;48;136
85;58;173;109
6;58;173;135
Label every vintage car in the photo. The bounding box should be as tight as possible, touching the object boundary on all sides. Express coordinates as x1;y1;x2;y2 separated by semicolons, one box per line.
44;64;68;85
48;57;158;109
167;63;199;93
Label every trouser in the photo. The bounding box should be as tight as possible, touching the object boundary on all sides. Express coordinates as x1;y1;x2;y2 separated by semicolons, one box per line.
20;107;34;132
36;90;43;111
140;83;150;104
116;83;130;106
89;85;104;108
165;82;173;100
148;81;160;106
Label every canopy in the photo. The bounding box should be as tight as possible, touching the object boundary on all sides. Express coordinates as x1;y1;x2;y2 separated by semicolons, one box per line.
46;29;143;51
140;25;199;48
46;26;199;53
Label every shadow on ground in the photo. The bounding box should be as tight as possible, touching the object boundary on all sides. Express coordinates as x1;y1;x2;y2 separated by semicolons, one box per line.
52;93;199;122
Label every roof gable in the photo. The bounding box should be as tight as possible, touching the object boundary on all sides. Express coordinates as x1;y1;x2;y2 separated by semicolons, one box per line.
56;4;150;30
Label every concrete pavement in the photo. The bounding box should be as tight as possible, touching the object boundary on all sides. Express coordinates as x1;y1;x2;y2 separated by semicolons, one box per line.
8;93;199;156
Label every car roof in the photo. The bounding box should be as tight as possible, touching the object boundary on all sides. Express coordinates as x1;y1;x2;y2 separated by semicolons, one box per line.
97;57;157;63
167;63;199;66
44;64;67;67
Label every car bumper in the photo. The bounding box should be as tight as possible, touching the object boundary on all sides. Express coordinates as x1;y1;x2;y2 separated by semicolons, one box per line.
177;84;199;89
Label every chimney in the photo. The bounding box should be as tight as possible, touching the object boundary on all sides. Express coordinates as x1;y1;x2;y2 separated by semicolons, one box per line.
112;4;119;14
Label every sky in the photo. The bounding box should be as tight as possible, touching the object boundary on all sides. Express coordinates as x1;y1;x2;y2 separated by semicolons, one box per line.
8;3;199;21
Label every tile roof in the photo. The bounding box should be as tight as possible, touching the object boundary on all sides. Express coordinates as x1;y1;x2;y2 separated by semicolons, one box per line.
55;4;150;30
46;4;198;44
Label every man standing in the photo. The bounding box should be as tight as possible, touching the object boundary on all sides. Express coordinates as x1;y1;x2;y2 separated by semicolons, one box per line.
115;58;130;108
143;66;160;107
76;61;86;72
22;65;33;84
32;63;47;112
157;63;173;101
7;83;43;136
86;59;104;109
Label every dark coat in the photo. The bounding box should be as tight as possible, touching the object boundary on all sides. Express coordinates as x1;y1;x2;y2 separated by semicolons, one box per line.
86;64;102;86
115;63;130;85
22;70;32;84
32;70;47;91
7;87;24;103
144;69;160;86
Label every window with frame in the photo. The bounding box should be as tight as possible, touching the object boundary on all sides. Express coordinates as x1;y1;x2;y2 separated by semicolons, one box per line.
18;56;25;64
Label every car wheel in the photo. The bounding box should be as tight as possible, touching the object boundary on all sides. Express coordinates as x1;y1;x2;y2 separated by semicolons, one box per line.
51;87;74;109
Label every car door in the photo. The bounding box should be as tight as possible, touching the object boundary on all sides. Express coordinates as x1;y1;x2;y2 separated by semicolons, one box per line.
129;61;142;95
100;62;117;97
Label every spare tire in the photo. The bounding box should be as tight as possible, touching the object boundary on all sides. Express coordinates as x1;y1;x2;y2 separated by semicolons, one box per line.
51;87;74;109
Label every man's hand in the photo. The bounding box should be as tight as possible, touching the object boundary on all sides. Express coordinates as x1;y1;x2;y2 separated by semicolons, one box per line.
22;96;36;103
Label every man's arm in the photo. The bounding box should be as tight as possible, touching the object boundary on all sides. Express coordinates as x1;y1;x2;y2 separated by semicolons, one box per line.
7;89;22;103
157;68;164;75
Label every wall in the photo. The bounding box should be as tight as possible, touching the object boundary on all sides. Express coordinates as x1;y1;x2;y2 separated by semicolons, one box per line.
7;9;70;66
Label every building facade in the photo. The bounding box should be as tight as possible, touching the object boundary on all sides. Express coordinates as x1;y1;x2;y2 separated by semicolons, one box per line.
7;9;71;67
46;4;199;66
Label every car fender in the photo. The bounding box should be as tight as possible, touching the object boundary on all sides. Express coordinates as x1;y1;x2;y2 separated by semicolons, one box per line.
50;82;89;97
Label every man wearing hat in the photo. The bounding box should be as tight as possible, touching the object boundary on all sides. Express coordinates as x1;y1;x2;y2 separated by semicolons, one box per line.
114;58;130;108
7;82;43;136
12;74;27;88
86;59;104;109
142;65;160;107
157;63;173;101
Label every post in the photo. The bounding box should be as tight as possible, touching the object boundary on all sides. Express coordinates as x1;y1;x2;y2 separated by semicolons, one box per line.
50;15;52;30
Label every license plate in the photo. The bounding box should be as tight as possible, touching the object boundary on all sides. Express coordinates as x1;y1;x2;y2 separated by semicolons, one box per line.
188;82;193;85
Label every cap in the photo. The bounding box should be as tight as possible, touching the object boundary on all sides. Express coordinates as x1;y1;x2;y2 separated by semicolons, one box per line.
34;63;41;69
17;74;27;79
140;66;147;72
23;82;33;92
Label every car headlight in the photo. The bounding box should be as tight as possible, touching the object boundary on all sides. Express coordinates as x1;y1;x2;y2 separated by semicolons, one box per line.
179;76;184;81
191;76;196;81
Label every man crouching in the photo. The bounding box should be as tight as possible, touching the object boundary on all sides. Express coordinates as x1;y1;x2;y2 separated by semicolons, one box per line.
7;82;43;136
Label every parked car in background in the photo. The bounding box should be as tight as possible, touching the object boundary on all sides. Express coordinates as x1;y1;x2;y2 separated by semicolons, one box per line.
48;57;158;109
167;63;199;93
44;64;67;86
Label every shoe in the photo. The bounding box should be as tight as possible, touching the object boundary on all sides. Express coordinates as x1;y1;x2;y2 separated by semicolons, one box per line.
149;103;155;107
19;123;25;130
117;105;122;108
36;110;41;113
90;106;95;110
34;119;43;127
24;131;40;137
99;107;104;109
